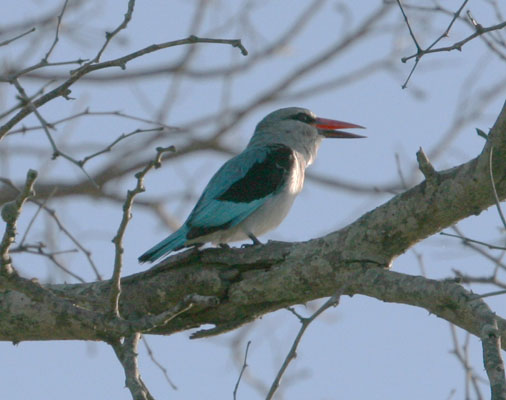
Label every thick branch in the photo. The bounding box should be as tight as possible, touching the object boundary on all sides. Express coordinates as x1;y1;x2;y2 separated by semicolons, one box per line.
0;101;504;344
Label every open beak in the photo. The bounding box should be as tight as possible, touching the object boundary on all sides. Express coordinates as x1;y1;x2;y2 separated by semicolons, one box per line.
315;117;366;139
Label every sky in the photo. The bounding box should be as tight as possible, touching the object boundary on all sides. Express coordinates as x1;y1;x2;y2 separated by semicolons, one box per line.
0;0;505;399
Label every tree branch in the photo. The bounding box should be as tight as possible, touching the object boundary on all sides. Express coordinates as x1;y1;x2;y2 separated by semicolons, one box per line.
481;321;506;399
110;146;175;318
0;169;38;274
0;99;505;342
0;35;247;141
266;291;344;400
111;333;155;400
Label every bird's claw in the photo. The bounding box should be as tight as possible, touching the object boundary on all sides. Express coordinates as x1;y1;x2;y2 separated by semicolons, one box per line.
247;233;262;246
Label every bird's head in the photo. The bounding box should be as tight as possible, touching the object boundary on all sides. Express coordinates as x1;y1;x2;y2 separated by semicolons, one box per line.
250;107;365;164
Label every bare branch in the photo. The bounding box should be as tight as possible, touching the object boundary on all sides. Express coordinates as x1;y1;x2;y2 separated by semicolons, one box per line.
407;19;506;59
396;0;422;53
13;243;85;283
10;78;98;185
18;188;54;248
78;127;166;167
0;80;54;119
480;321;506;399
93;0;135;63
0;169;37;275
0;59;86;82
0;27;36;47
44;0;69;61
110;146;175;318
0;35;248;141
233;340;252;400
6;109;179;136
37;201;103;280
266;291;344;400
0;177;102;279
441;232;506;251
489;145;506;230
20;0;320;83
453;271;506;290
141;336;178;390
397;0;506;86
111;333;155;400
449;326;486;399
474;290;506;300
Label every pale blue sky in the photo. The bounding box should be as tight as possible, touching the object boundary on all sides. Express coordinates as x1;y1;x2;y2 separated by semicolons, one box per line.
1;1;505;399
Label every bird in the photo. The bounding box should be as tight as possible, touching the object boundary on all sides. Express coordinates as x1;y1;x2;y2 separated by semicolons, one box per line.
139;107;365;263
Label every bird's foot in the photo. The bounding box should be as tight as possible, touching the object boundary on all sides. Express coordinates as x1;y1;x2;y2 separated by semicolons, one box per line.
241;233;262;248
248;233;262;245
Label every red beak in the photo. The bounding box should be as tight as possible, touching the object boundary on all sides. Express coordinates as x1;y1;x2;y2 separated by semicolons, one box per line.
315;117;366;139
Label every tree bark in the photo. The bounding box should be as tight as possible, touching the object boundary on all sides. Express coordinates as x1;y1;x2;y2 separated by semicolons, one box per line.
0;100;504;343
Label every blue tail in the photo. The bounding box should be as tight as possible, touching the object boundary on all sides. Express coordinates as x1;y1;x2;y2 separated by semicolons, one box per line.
138;226;188;263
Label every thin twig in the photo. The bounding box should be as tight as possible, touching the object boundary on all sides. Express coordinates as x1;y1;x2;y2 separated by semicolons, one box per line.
0;27;36;47
109;146;175;318
10;78;98;186
402;19;506;63
20;0;321;83
44;0;69;61
0;176;102;279
0;169;38;275
19;188;55;247
233;340;252;400
10;187;88;281
78;127;165;167
489;146;506;230
394;153;408;188
424;0;470;53
0;80;54;119
396;0;422;52
141;336;178;390
94;0;136;63
449;325;487;399
448;226;506;271
0;59;86;82
266;291;345;400
6;109;179;135
0;35;248;141
13;243;85;283
397;0;506;87
37;201;103;280
440;232;506;251
453;270;506;290
472;289;506;300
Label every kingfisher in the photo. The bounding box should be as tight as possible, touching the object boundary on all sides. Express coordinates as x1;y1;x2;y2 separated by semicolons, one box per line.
139;107;365;263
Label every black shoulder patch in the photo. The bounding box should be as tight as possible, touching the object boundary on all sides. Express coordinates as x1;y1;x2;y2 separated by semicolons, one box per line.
218;144;295;203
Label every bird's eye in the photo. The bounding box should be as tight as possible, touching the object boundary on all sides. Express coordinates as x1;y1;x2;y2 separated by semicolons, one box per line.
292;113;315;124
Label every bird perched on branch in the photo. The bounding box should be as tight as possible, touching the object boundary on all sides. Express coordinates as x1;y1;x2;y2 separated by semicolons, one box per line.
139;107;365;263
